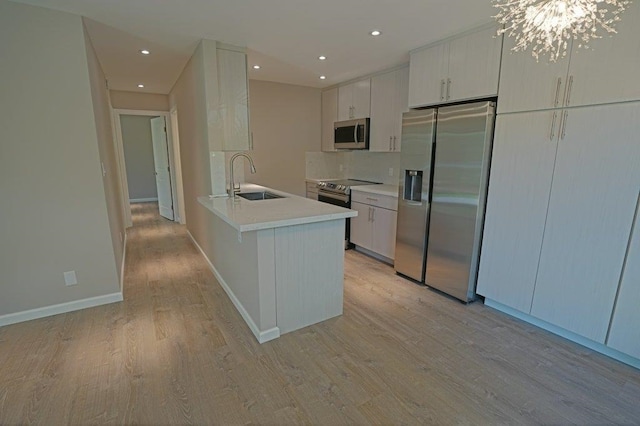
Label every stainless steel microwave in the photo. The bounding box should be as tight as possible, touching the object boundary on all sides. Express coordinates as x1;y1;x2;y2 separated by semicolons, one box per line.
334;118;370;150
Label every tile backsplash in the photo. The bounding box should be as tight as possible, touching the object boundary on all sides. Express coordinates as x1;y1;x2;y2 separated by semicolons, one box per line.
306;151;401;186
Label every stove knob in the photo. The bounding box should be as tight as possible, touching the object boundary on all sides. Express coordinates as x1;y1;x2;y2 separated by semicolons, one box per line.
339;185;345;191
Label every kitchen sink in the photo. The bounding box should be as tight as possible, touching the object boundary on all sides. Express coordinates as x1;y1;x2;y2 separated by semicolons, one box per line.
237;191;284;201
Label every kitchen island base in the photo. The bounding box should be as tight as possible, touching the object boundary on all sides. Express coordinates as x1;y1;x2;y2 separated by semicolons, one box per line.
191;205;346;343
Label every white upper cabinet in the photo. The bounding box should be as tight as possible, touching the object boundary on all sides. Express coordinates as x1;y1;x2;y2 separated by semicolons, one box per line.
408;25;502;108
476;110;559;313
409;43;448;108
530;102;640;343
607;196;640;359
338;79;371;121
498;3;640;113
370;67;409;152
321;88;338;152
207;45;251;151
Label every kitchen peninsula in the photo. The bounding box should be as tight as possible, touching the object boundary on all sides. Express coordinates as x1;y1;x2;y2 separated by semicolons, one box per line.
195;184;356;343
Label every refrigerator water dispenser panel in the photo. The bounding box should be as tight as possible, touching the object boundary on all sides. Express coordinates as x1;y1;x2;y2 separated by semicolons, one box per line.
404;170;423;202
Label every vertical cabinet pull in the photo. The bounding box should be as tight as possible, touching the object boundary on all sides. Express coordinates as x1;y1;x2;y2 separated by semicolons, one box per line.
560;110;569;140
446;78;451;100
565;75;574;107
554;77;562;107
368;207;373;222
440;79;445;101
549;111;558;141
389;136;393;151
393;136;397;151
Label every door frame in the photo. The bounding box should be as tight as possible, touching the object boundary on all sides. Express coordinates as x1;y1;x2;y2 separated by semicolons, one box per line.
113;109;185;227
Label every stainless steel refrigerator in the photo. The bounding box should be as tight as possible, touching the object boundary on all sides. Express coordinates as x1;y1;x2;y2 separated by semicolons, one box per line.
395;101;495;302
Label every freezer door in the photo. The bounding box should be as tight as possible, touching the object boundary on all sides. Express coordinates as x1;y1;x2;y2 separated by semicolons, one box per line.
425;101;495;301
394;109;436;282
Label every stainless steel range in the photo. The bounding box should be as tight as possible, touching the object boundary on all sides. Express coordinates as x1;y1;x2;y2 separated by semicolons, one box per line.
316;179;380;248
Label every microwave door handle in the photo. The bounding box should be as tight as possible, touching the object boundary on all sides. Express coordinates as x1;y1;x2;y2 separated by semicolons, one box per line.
353;123;358;144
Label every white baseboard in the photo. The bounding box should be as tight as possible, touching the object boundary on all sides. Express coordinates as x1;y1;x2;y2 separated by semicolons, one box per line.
186;230;280;344
0;292;123;328
484;298;640;370
129;197;158;203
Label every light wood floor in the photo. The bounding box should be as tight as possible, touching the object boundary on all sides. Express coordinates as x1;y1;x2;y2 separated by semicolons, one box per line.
1;202;640;425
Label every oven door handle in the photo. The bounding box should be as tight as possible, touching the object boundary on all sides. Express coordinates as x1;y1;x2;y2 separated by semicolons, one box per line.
318;190;349;204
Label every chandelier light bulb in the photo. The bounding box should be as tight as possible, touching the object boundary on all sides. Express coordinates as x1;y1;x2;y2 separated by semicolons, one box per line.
493;0;631;62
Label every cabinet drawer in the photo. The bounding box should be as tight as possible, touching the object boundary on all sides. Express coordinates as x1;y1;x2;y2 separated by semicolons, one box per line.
351;191;397;211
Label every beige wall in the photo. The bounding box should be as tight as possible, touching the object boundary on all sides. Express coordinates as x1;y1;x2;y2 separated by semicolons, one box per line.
168;41;213;254
0;1;120;316
247;80;321;196
84;24;126;283
110;90;169;111
120;115;158;200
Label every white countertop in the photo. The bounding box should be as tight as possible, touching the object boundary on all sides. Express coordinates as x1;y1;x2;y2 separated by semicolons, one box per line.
351;184;399;198
198;183;356;232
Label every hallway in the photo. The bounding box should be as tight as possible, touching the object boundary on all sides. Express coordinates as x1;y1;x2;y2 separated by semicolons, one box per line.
1;202;640;424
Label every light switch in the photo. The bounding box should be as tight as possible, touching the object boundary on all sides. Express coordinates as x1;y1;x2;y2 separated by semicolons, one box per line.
64;270;78;286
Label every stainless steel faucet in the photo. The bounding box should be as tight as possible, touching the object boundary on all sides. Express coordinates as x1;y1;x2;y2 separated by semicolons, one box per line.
228;152;257;197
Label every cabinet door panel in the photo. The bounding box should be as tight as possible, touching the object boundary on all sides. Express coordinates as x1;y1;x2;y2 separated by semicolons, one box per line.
321;88;338;151
408;43;447;108
497;36;570;114
350;201;372;250
372;207;397;260
447;26;502;103
393;66;410;151
476;111;559;312
531;103;640;343
352;79;371;119
370;71;397;152
216;48;250;151
607;195;640;358
338;85;352;121
566;3;640;107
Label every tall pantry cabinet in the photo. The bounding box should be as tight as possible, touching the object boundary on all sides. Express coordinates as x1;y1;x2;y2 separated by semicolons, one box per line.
477;2;640;358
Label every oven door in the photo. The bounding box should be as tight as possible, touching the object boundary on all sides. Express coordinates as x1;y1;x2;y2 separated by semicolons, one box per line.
317;189;351;248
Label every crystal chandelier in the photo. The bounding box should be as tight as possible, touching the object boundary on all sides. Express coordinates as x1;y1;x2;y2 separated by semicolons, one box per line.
493;0;631;62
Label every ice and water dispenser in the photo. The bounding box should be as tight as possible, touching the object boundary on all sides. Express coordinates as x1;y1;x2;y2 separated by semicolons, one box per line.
404;170;423;202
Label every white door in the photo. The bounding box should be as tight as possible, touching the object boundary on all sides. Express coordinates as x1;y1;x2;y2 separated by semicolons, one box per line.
531;102;640;343
150;116;174;221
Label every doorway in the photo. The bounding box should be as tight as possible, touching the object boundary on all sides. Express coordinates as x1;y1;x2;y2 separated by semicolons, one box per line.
113;109;184;227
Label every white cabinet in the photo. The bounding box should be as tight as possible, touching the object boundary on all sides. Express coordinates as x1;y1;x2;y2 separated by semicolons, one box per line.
305;182;318;200
530;103;640;343
338;79;371;121
476;111;558;313
408;25;502;108
370;67;409;152
498;3;640;114
607;199;640;359
211;46;251;151
321;88;338;152
350;191;398;260
479;102;640;344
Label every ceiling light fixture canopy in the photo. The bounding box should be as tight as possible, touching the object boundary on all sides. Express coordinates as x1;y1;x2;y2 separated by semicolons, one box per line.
493;0;631;62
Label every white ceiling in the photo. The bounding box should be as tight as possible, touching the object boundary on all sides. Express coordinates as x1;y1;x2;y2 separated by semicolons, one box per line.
11;0;496;94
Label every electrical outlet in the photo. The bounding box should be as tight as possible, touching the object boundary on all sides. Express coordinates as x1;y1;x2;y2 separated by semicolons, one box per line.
388;167;394;177
64;271;78;286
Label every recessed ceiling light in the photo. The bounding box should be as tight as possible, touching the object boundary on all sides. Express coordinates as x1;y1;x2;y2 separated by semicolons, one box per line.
137;84;144;88
370;30;382;36
319;75;326;80
318;55;326;61
253;65;261;70
140;49;150;55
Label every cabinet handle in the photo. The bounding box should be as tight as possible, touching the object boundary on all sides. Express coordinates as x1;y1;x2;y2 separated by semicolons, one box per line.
440;79;445;101
565;75;574;106
389;136;393;151
560;110;569;140
553;77;562;107
366;197;379;202
446;78;451;100
371;208;375;222
393;136;397;151
549;111;557;141
368;207;373;222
